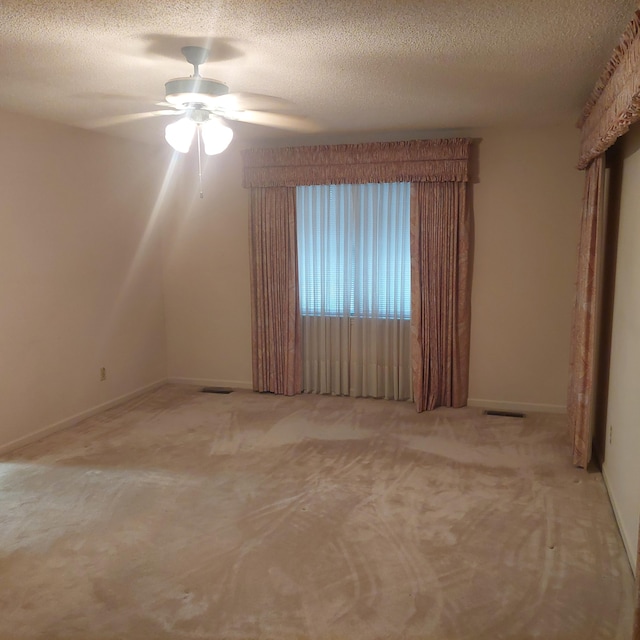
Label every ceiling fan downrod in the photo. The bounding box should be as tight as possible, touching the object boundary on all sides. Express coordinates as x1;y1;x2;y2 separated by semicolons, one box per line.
181;46;209;78
165;47;230;108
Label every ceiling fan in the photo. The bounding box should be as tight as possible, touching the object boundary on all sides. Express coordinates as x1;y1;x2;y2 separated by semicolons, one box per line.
89;46;317;156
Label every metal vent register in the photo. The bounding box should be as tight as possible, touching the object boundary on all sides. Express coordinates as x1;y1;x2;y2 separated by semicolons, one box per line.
484;410;526;418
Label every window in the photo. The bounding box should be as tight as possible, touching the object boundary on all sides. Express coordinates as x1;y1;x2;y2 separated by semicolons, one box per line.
296;182;411;319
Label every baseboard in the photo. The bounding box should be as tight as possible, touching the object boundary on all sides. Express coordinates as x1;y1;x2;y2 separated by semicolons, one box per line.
0;379;167;456
467;398;567;414
600;463;638;577
166;387;565;411
168;376;253;390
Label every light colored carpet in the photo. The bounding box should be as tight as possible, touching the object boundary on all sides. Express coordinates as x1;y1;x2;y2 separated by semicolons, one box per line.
0;384;634;639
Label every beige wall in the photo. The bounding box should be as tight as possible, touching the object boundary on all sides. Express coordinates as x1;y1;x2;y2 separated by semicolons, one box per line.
468;125;583;411
0;109;170;451
603;123;640;569
163;124;583;411
162;145;252;387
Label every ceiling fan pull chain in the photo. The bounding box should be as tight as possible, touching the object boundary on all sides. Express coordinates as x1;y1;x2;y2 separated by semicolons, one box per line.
197;125;204;198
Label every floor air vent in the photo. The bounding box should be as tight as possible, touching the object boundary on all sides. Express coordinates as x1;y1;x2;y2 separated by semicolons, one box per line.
201;387;233;394
484;409;525;418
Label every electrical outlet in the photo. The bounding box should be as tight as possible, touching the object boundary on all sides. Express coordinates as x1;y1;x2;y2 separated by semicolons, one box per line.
100;367;107;382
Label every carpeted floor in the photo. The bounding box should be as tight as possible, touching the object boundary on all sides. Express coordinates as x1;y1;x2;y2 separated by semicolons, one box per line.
0;384;635;639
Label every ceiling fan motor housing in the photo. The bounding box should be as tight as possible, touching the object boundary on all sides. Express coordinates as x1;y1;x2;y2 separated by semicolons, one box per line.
165;77;230;108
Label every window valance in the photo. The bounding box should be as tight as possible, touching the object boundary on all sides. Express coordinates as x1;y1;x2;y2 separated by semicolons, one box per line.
577;9;640;169
242;138;472;187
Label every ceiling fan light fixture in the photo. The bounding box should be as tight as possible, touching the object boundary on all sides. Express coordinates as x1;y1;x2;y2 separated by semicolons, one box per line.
200;118;234;156
165;117;196;153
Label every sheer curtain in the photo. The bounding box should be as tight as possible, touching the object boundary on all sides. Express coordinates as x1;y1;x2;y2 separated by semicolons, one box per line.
297;182;412;400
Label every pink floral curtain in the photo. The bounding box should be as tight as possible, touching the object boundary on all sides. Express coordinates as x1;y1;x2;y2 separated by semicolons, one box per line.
410;182;471;411
567;155;605;468
243;139;472;406
248;187;302;395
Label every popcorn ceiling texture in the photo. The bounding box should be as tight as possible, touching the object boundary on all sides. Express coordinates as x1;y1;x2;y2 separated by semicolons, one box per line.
0;0;636;144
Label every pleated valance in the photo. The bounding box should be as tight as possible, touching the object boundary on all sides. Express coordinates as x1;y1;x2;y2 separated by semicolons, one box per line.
577;9;640;169
242;138;472;187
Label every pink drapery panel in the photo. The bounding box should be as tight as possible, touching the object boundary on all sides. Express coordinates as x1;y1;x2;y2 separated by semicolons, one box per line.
248;187;302;395
410;182;471;411
567;155;605;468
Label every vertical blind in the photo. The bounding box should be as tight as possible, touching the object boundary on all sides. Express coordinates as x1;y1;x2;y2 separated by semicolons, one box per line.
296;182;412;400
296;182;411;319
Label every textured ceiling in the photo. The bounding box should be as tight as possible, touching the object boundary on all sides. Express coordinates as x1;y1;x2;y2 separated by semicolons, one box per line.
0;0;637;146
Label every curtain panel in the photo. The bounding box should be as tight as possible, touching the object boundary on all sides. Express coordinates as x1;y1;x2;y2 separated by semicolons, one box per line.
411;182;471;410
567;155;605;468
243;138;472;411
301;315;412;400
248;187;302;395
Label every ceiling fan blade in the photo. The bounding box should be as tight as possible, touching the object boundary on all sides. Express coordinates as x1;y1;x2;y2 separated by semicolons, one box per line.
225;110;320;132
81;110;181;129
212;92;292;112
